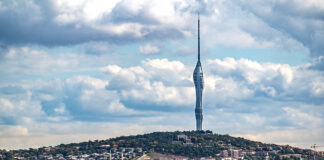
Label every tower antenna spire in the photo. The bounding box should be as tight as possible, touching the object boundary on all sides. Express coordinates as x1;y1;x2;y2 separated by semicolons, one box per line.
198;12;200;61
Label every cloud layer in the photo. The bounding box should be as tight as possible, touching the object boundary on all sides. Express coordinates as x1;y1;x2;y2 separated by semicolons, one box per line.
0;0;193;46
0;0;323;150
0;46;323;149
0;0;322;58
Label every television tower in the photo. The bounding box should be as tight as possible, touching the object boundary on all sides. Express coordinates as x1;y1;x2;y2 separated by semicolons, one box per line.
193;13;204;131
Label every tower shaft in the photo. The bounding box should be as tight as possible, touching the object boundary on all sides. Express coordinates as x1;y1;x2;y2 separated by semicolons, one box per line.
193;13;204;131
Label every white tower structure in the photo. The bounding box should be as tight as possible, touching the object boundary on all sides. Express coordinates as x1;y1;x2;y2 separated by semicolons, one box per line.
193;13;204;131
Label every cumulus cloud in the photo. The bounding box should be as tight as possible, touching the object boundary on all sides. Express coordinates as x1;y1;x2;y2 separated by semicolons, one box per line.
0;0;193;46
0;0;324;149
102;59;193;110
0;56;323;149
0;75;138;128
139;44;160;55
0;92;44;125
35;76;136;120
1;0;321;61
0;46;129;85
0;125;29;137
0;47;80;77
99;58;324;139
204;58;324;103
235;0;324;58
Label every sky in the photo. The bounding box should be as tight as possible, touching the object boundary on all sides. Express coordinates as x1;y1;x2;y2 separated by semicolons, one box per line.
0;0;323;150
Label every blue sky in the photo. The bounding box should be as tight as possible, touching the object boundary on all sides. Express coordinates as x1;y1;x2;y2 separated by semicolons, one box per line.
0;0;323;150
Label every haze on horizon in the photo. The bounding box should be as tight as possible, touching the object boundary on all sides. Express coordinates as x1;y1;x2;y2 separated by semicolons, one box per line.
0;0;323;150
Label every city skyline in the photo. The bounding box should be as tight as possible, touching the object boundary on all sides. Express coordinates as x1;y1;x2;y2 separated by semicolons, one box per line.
0;0;323;150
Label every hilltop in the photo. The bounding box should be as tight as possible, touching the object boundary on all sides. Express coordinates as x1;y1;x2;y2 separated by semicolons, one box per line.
0;130;321;159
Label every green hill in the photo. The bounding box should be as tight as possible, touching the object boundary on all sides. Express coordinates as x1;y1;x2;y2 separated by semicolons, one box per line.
0;130;321;159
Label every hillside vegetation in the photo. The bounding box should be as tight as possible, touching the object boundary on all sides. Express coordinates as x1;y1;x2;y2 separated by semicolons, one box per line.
0;130;319;159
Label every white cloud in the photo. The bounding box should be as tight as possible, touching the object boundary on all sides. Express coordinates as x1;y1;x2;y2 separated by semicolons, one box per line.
142;58;185;71
283;106;322;127
107;100;134;114
38;76;134;116
65;76;108;90
121;81;194;107
139;44;160;55
53;103;67;114
0;98;14;110
234;129;324;149
0;47;79;76
0;94;44;125
0;0;322;61
235;0;324;57
312;80;324;96
0;0;323;150
53;0;121;24
0;57;323;149
0;125;29;137
0;0;195;45
0;119;188;150
100;58;324;121
103;58;194;107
